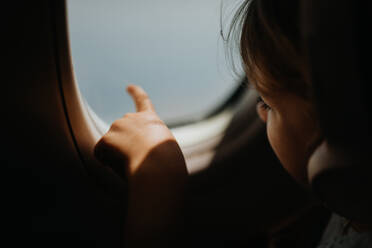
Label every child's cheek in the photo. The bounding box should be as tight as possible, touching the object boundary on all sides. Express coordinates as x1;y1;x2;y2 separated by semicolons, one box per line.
265;112;308;185
265;112;282;161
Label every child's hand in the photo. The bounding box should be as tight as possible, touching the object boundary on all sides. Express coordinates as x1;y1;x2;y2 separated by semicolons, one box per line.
94;84;187;245
94;84;187;179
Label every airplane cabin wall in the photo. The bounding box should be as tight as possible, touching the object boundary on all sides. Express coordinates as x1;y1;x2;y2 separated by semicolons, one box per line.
6;1;126;247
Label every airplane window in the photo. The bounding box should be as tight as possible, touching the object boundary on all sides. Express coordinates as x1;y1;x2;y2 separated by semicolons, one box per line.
67;0;240;126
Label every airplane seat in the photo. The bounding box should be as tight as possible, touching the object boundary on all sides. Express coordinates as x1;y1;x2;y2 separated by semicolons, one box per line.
302;0;372;224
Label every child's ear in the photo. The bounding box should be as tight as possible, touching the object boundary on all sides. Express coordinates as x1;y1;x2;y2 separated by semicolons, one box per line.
303;0;372;223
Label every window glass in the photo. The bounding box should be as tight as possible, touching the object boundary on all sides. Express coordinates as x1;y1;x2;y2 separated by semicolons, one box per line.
67;0;240;125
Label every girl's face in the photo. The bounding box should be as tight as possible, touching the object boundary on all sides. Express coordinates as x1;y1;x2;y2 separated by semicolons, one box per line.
256;90;320;186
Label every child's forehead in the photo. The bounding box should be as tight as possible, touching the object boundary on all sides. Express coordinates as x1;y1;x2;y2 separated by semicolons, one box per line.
246;73;284;99
247;64;312;101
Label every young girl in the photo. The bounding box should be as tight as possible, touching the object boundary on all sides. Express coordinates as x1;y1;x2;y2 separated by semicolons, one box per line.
94;0;371;247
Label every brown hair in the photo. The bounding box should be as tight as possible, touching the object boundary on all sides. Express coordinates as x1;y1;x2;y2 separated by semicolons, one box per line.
226;0;310;99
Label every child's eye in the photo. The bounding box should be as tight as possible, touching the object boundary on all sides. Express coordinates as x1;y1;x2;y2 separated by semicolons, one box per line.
256;96;271;111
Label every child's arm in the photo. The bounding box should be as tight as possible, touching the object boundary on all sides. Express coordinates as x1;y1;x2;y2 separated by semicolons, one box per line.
94;85;188;246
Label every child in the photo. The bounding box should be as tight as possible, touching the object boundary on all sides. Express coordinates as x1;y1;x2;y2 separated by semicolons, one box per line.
94;0;372;247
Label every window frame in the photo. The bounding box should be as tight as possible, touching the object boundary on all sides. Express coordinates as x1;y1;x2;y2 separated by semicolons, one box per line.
56;0;258;174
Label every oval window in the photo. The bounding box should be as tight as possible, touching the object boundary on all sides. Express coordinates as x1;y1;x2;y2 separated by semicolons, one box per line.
67;0;240;126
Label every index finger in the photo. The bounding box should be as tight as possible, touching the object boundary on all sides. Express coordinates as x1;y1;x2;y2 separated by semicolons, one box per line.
126;84;155;112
